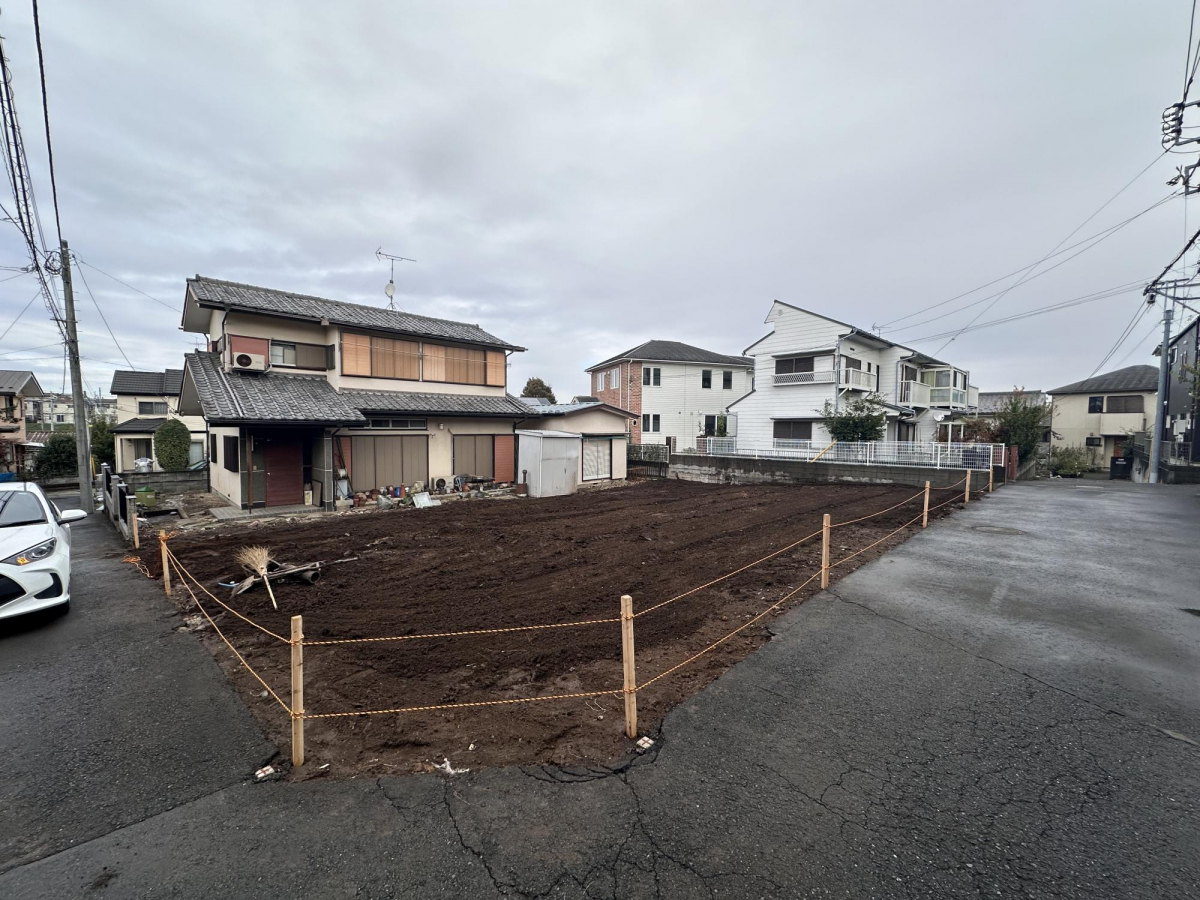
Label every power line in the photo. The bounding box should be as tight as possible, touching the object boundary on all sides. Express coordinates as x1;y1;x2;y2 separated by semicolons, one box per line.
931;151;1170;356
880;192;1177;331
0;286;41;342
1088;300;1153;378
30;0;60;245
76;259;181;311
1112;315;1166;369
74;256;133;368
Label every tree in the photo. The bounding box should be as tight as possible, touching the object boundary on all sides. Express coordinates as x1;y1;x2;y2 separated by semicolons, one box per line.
91;419;115;469
33;433;77;479
993;389;1046;463
154;419;192;471
821;394;887;442
521;377;557;404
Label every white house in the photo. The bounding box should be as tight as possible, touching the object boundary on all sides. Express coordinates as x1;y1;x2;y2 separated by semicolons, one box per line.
731;301;979;447
584;340;754;448
110;369;207;472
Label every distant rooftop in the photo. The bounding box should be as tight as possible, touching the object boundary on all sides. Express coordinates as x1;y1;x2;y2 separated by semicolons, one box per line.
586;340;753;371
1048;365;1158;396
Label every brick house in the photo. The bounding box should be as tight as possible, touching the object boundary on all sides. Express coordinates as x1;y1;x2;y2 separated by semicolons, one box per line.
584;340;754;447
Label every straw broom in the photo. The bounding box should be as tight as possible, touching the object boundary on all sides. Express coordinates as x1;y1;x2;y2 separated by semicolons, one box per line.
234;546;277;609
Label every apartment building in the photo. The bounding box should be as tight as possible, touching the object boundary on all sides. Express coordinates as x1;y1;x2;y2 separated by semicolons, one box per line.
176;276;528;509
730;300;979;447
584;340;753;447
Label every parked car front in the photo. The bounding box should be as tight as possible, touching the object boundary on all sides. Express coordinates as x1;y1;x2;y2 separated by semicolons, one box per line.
0;483;86;620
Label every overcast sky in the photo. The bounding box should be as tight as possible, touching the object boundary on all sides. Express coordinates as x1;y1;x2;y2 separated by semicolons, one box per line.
0;2;1192;405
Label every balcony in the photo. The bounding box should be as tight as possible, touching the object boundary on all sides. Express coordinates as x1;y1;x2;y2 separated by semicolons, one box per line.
839;368;877;391
773;370;836;387
899;381;931;407
967;385;979;408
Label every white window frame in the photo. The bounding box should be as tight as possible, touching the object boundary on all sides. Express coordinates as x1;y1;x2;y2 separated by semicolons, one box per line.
643;367;661;387
270;341;297;367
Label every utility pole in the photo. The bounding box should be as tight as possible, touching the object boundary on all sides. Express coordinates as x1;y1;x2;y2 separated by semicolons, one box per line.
1148;294;1174;485
60;239;94;512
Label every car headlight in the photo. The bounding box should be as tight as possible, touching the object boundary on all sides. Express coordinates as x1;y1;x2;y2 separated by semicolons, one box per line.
1;538;57;566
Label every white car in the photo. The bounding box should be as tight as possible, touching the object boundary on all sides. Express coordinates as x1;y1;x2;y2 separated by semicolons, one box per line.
0;482;87;620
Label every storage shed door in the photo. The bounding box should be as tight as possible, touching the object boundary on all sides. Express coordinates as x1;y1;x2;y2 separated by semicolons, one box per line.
453;435;495;479
582;438;611;481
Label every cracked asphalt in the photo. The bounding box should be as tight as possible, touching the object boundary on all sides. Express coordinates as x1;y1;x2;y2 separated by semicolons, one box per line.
2;480;1198;898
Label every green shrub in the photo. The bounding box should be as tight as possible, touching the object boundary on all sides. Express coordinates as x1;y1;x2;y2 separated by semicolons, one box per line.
33;433;77;479
821;394;887;442
1049;445;1090;477
91;419;115;469
154;419;192;471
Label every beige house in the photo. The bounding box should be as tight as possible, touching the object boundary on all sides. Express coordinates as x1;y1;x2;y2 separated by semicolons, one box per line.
110;369;207;472
1;370;44;472
1048;365;1158;465
175;276;528;510
517;398;635;482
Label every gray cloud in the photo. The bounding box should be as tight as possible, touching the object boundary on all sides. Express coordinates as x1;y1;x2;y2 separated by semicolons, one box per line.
0;1;1188;403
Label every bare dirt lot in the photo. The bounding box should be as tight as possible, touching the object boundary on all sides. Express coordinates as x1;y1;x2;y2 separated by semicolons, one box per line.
145;479;976;776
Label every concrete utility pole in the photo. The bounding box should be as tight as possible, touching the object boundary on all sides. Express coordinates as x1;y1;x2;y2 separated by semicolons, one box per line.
1148;297;1174;485
60;239;94;512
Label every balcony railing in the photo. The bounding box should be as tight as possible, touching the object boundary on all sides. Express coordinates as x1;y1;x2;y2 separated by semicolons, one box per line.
839;368;876;390
899;381;931;407
967;385;979;408
773;370;836;387
929;387;968;407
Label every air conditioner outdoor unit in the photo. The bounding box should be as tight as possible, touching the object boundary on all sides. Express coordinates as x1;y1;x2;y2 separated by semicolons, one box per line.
231;352;269;372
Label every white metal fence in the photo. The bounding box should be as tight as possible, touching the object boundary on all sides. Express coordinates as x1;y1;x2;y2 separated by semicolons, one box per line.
691;439;1003;470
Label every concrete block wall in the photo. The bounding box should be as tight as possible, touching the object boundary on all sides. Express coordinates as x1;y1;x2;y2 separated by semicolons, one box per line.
670;453;990;490
120;469;210;494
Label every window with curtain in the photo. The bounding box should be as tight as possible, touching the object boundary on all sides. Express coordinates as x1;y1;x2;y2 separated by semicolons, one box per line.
775;356;815;374
1105;395;1144;414
773;420;813;440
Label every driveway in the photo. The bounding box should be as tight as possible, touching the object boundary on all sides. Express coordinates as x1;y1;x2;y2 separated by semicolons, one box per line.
1;481;1197;898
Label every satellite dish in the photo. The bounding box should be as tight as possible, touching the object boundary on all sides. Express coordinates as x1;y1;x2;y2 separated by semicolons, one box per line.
384;280;396;299
934;412;947;421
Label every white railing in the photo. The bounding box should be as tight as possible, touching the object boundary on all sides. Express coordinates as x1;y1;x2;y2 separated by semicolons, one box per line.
899;381;931;406
929;387;968;406
839;368;877;390
967;385;979;408
773;370;836;387
692;439;1004;469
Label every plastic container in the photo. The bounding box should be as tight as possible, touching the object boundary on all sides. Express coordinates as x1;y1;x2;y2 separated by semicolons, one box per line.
134;487;157;507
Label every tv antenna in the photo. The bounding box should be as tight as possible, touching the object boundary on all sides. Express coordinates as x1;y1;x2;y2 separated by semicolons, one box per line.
376;248;416;310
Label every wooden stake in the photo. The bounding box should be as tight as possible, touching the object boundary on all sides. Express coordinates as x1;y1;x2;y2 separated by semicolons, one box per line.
131;501;140;549
964;470;971;504
922;481;930;528
820;513;831;589
159;531;171;597
291;615;305;767
620;595;638;739
988;467;994;493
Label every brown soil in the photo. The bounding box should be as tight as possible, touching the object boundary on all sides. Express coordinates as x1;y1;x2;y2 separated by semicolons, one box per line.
146;479;975;777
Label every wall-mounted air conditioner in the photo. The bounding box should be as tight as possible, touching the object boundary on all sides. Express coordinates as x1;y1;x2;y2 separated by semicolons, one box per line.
231;352;269;373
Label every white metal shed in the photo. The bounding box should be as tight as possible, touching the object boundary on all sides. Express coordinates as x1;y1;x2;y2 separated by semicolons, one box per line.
516;430;582;498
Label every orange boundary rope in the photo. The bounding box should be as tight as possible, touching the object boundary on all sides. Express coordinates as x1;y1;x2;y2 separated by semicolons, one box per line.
164;544;291;645
299;688;623;720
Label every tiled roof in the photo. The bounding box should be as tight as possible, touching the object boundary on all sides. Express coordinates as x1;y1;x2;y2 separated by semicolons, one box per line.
185;352;530;422
111;417;169;434
343;389;533;417
975;390;1048;413
110;369;184;395
520;400;636;418
187;276;524;351
587;340;754;370
1048;365;1158;396
185;352;366;424
0;370;43;396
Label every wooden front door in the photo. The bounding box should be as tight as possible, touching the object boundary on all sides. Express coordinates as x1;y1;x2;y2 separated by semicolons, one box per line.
262;439;303;507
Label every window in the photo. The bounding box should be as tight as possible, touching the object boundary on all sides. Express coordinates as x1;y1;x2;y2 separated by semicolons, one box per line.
775;356;815;374
704;414;717;436
223;436;239;473
701;369;712;389
366;418;427;429
188;441;205;466
1087;396;1104;414
1085;436;1103;447
139;401;168;415
0;490;46;526
55;414;65;423
934;371;951;387
773;420;813;440
1106;395;1144;414
642;413;660;433
209;434;218;464
131;439;152;460
722;370;733;390
842;356;862;371
643;367;661;386
866;362;872;374
342;334;500;385
611;367;620;386
597;371;607;391
270;342;297;367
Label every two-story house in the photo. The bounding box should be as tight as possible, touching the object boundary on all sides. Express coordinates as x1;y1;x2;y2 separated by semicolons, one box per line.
1162;315;1199;462
1048;364;1158;465
24;392;74;429
730;300;979;448
1;370;44;473
110;369;208;472
584;340;754;447
175;276;529;510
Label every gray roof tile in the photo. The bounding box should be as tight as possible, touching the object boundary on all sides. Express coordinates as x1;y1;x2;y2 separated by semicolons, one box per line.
110;369;184;395
1048;365;1158;396
587;340;754;370
343;389;533;417
0;370;43;396
111;417;170;434
187;276;524;351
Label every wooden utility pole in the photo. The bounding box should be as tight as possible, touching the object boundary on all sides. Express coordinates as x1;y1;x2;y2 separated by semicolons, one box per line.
60;240;94;513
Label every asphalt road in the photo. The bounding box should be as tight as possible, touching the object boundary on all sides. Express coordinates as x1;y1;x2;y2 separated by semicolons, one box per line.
1;481;1197;898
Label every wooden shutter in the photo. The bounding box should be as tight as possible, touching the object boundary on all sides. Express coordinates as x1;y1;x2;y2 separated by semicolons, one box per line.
295;342;329;370
342;333;371;376
486;350;506;387
371;337;397;379
396;340;419;379
423;344;446;382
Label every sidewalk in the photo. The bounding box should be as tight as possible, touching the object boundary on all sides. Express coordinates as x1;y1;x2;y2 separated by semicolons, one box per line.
2;482;1197;898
